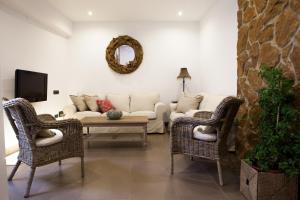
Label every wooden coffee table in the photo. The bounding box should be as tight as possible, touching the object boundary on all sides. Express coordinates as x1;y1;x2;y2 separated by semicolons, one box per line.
80;116;149;147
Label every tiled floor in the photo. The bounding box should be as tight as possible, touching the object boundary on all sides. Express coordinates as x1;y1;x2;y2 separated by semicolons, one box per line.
6;134;246;200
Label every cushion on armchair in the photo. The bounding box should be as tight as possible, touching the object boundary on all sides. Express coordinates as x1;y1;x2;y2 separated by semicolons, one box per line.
176;94;203;113
37;129;56;138
193;125;217;142
35;129;63;147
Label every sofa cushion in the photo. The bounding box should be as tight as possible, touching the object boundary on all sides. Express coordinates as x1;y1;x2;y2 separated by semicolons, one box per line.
35;129;63;147
193;125;217;142
130;93;160;112
130;111;157;120
70;95;88;112
73;111;101;120
107;94;130;112
176;94;203;113
199;93;226;112
84;96;103;112
170;112;185;121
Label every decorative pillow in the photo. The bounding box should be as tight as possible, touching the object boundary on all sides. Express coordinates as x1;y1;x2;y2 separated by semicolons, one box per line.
107;94;130;112
97;99;115;113
70;95;88;112
130;93;160;112
176;94;203;113
37;129;56;138
84;96;102;112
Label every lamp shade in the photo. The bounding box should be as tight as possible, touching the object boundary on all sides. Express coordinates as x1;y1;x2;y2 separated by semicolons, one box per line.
177;68;191;79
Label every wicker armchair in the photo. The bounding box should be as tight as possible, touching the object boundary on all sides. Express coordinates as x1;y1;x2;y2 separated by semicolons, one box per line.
171;96;243;185
3;98;84;198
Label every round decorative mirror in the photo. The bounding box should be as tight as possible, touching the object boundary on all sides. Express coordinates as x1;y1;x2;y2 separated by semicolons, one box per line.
114;45;135;66
106;35;143;74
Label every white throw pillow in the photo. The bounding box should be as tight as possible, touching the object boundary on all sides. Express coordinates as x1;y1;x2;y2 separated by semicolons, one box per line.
84;96;102;112
70;95;88;112
176;94;203;113
130;93;160;112
107;94;130;112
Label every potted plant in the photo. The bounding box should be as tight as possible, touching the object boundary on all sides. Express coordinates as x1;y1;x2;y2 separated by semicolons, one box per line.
240;65;300;200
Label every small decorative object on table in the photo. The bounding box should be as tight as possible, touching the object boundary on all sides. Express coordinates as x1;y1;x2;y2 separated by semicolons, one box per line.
107;110;123;120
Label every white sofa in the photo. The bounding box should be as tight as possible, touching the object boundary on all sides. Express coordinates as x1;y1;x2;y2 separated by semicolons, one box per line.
63;93;166;134
169;93;227;128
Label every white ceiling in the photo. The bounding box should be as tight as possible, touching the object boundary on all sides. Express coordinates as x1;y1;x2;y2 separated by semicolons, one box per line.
48;0;217;22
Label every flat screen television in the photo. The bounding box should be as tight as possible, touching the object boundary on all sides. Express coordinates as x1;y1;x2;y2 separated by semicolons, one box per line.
15;69;48;102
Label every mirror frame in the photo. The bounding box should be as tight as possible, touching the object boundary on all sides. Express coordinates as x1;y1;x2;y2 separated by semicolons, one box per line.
106;35;143;74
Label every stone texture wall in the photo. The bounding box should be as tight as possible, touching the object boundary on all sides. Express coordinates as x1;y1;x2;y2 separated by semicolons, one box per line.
237;0;300;156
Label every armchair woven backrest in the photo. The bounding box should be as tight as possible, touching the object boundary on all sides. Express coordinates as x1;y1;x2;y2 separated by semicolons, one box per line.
212;96;244;143
3;98;40;149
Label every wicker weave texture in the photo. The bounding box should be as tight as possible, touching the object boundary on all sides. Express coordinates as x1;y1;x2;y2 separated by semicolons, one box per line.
240;160;298;200
170;96;243;185
3;98;84;197
171;96;243;159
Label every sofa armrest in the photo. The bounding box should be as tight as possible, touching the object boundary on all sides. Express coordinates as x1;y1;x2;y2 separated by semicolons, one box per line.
169;103;177;112
154;102;167;120
63;104;77;118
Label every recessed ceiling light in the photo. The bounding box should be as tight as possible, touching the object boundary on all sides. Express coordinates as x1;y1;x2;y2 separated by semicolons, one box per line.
88;11;93;16
178;11;183;16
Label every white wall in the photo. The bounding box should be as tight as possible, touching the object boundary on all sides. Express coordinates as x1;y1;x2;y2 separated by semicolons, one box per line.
0;0;72;37
69;22;201;103
0;9;71;154
0;66;9;200
197;0;238;95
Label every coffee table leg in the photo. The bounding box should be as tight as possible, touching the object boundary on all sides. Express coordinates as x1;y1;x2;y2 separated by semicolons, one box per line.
143;125;147;147
87;126;90;148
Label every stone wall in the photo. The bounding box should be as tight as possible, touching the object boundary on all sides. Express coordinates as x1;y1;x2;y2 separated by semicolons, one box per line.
237;0;300;156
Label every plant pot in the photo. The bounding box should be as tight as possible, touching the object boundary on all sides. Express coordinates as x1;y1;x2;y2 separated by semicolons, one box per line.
240;160;298;200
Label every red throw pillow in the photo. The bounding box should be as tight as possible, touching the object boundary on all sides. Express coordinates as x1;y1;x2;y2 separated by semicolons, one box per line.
96;99;114;113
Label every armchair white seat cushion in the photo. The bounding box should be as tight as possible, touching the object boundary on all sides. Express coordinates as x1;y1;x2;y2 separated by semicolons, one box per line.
193;125;217;142
35;129;64;147
130;111;156;119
